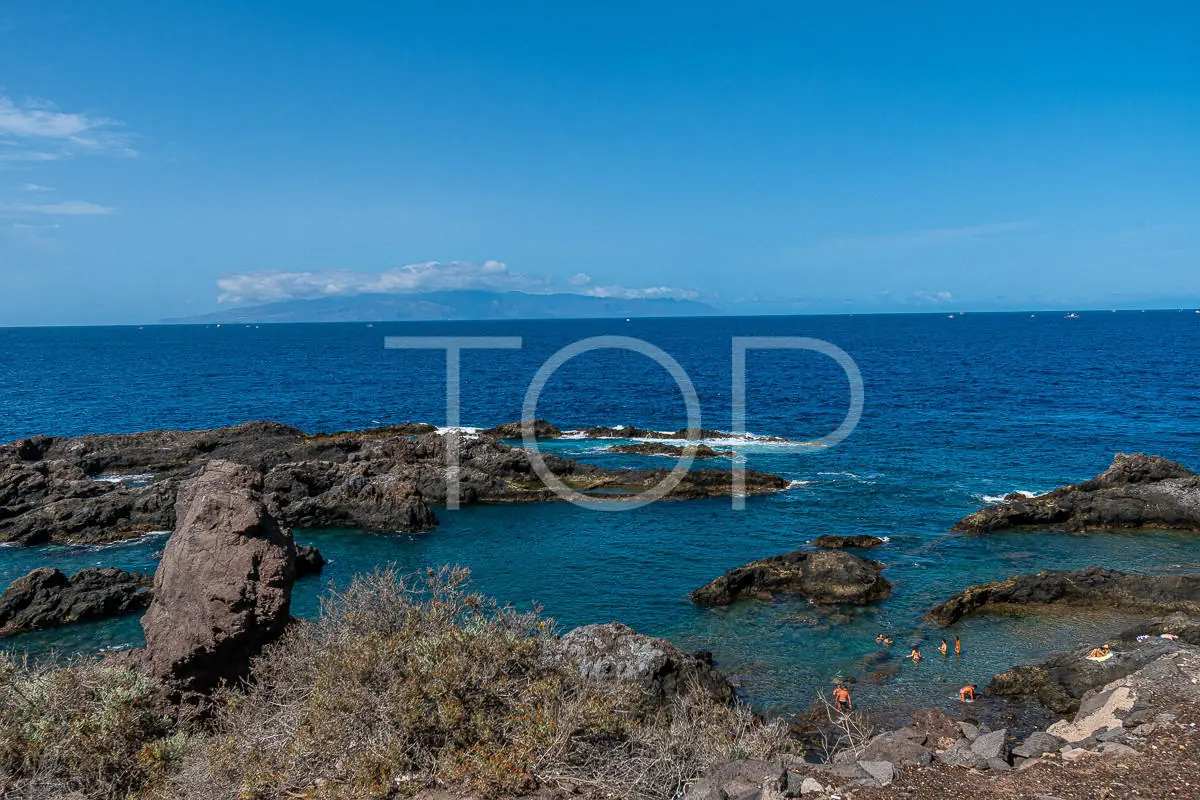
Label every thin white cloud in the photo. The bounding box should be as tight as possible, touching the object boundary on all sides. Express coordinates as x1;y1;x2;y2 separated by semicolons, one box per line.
217;261;549;304
17;182;52;192
584;284;700;301
913;290;955;304
568;272;592;286
0;96;135;158
216;261;702;306
0;200;118;216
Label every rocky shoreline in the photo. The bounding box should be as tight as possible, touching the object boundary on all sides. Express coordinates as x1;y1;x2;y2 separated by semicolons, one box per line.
0;420;789;546
955;452;1200;533
928;566;1200;625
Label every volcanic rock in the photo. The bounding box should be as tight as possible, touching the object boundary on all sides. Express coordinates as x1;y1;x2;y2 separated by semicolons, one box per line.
928;567;1200;625
0;566;152;635
481;419;562;438
607;442;731;458
811;534;885;549
691;549;891;606
550;622;734;708
954;453;1200;533
141;460;296;696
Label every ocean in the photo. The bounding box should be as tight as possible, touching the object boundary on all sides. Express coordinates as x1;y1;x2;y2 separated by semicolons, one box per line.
3;311;1200;717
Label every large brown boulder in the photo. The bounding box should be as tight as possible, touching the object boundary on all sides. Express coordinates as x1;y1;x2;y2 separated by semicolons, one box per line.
142;460;296;696
954;453;1200;534
691;549;891;606
0;566;152;635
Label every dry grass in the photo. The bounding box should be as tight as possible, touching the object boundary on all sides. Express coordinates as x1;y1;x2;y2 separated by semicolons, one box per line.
159;566;792;800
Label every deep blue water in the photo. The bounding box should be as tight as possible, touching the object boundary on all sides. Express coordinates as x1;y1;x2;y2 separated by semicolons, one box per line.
3;311;1200;716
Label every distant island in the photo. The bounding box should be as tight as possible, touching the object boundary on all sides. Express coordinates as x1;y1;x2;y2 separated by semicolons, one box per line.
163;290;717;324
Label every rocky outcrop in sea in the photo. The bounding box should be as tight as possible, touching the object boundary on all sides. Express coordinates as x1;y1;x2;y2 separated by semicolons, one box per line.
0;566;152;636
0;421;789;545
691;549;891;606
928;566;1200;625
607;442;732;458
955;452;1200;533
811;534;884;549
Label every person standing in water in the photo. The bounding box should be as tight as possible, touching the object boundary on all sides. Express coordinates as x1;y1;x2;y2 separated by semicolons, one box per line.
833;683;853;713
954;636;962;656
909;646;923;662
938;639;948;656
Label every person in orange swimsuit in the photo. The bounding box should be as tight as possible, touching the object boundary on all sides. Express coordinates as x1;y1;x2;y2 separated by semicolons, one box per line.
833;683;852;713
959;685;979;702
954;636;962;656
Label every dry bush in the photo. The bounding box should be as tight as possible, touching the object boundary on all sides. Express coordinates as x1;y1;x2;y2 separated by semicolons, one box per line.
0;653;185;800
810;690;875;762
165;565;792;800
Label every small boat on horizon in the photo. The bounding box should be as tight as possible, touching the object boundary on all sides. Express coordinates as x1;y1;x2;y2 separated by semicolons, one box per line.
1065;312;1080;319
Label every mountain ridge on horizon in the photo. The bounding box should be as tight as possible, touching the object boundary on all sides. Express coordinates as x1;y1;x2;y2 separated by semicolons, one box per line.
162;289;718;324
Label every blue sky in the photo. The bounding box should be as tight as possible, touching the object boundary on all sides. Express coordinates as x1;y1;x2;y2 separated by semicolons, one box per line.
0;2;1197;325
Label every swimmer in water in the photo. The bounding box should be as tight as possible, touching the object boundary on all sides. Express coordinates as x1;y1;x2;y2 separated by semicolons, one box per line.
909;647;923;662
938;639;948;655
883;636;894;647
876;633;885;644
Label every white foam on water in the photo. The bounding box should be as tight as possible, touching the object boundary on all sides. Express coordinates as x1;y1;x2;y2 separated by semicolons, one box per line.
786;479;814;488
92;473;156;484
979;489;1039;504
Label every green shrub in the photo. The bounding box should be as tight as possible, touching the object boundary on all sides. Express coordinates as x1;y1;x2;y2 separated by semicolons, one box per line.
0;654;184;799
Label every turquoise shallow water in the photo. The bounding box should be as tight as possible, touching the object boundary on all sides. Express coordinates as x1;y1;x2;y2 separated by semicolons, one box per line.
3;312;1200;716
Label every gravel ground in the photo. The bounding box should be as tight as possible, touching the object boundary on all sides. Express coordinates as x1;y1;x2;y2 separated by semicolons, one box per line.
851;699;1200;800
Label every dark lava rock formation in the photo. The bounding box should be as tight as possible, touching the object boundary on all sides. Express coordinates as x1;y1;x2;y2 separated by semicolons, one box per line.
142;460;297;696
987;613;1200;714
955;453;1200;533
0;566;153;636
550;622;734;708
296;545;326;576
691;549;891;607
811;534;885;549
928;567;1200;625
1;421;788;545
607;442;731;458
480;419;562;438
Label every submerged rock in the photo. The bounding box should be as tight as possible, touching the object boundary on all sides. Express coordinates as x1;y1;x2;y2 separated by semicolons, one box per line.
550;622;734;708
0;566;152;635
691;549;891;606
142;460;296;697
607;442;731;458
928;566;1200;625
954;453;1200;533
811;534;885;549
